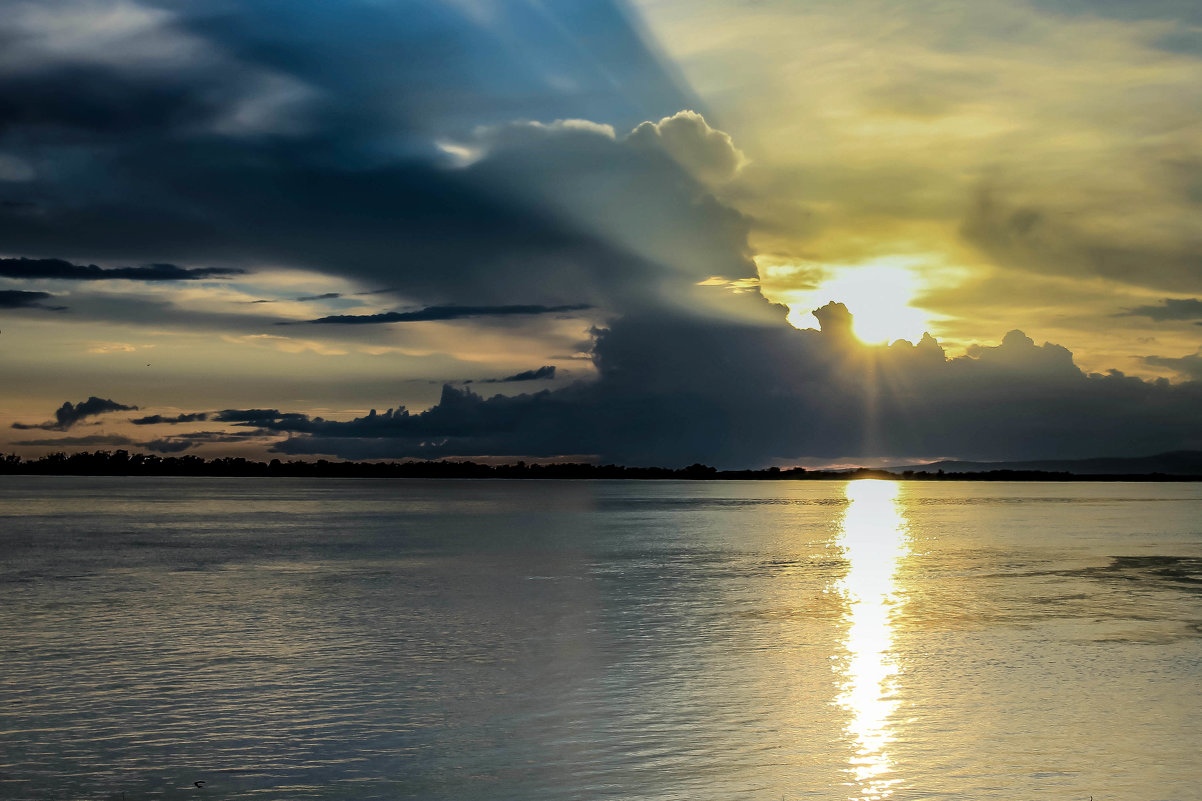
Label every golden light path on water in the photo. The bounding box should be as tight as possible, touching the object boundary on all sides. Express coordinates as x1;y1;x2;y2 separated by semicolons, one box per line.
836;479;910;800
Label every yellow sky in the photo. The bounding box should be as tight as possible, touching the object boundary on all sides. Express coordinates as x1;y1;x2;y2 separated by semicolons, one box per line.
633;0;1202;374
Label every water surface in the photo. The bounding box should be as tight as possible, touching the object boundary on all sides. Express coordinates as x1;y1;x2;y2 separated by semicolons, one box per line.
1;478;1200;800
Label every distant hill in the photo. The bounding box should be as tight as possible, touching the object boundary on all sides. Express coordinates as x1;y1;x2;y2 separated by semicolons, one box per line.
890;450;1202;476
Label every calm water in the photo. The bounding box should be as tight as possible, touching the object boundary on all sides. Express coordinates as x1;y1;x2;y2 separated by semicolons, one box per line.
1;478;1200;801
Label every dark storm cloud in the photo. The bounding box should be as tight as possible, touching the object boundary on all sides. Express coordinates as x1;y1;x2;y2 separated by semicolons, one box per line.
1119;298;1202;321
0;289;64;309
0;63;211;136
0;257;242;282
304;305;593;325
296;293;341;302
12;397;138;432
252;305;1202;466
483;366;557;383
0;0;706;316
153;0;699;136
129;412;209;425
0;138;673;313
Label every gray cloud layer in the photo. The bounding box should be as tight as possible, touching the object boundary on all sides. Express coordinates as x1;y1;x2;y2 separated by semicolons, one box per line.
0;0;707;318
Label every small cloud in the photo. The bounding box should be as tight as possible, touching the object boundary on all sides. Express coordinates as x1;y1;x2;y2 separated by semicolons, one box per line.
1118;298;1202;321
435;139;484;167
12;396;138;431
13;434;136;447
302;303;592;325
140;429;277;452
86;341;155;354
221;333;348;355
139;438;197;453
357;345;437;357
213;409;310;424
1144;351;1202;381
129;412;209;425
482;365;557;383
0;257;242;282
0;289;66;310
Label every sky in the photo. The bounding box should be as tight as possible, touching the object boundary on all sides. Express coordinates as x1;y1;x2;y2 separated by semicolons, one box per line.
1;0;1200;467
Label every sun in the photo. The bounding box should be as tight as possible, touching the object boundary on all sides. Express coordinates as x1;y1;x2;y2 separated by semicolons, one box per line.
783;258;933;344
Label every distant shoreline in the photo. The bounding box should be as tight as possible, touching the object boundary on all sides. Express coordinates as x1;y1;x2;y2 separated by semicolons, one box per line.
2;451;1201;481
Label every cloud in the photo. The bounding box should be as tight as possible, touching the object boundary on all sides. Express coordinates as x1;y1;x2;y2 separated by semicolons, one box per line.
13;433;136;447
12;396;138;431
221;333;347;356
1119;298;1202;321
625;0;1202;367
0;289;64;309
962;188;1202;294
461;115;759;314
9;428;268;454
482;366;557;383
137;438;196;453
0;257;242;281
86;341;139;354
139;429;276;453
1144;351;1202;381
129;412;208;425
4;0;1200;467
303;304;594;325
0;0;707;323
627;110;747;184
212;409;309;424
25;292;287;335
240;305;1202;465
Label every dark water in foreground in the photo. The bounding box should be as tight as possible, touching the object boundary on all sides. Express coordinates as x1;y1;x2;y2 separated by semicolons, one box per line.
1;478;1200;801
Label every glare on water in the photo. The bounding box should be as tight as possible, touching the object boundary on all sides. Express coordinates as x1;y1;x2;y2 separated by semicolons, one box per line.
835;479;910;800
2;478;1201;800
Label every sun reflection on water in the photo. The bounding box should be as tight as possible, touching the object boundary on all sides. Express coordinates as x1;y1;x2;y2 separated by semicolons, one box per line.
835;479;910;800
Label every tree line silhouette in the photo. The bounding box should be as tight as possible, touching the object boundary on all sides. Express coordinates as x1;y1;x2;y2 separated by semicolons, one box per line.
0;450;1199;480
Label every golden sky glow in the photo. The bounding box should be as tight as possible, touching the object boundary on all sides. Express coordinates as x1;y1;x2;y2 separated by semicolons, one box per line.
778;258;936;345
633;0;1202;372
